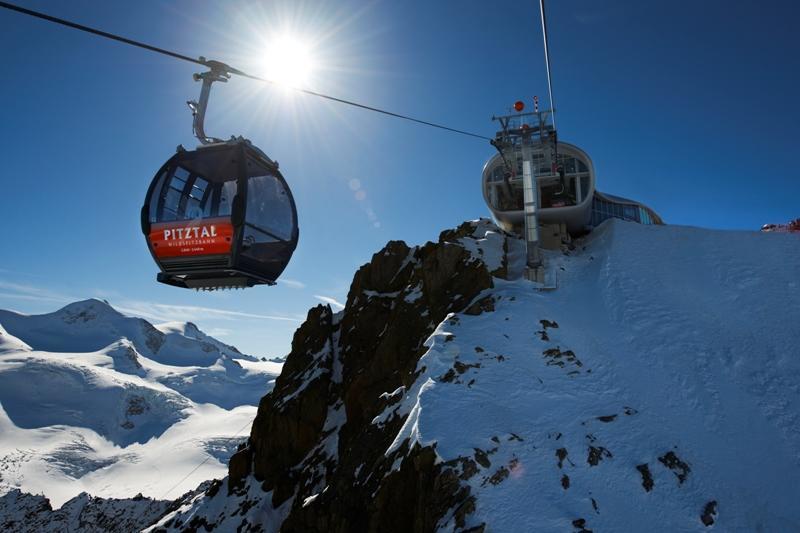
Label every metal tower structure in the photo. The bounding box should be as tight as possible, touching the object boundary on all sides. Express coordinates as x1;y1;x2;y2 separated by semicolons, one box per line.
491;100;561;286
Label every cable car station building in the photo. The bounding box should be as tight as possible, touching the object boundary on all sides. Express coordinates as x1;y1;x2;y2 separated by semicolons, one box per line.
481;109;662;249
480;104;662;285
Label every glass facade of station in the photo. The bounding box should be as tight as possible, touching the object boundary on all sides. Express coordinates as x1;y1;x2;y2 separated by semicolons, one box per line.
591;193;662;227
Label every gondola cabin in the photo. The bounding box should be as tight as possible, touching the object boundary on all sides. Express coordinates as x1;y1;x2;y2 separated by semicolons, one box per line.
141;139;298;290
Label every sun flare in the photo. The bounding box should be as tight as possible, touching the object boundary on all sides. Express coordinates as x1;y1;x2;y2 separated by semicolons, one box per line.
261;33;315;88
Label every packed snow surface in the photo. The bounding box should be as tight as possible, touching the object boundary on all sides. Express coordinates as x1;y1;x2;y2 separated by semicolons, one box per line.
0;299;281;507
376;220;800;531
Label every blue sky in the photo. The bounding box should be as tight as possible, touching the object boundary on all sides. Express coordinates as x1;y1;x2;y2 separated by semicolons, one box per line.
1;0;798;357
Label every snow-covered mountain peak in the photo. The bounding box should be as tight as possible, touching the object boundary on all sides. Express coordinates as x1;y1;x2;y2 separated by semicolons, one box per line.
0;298;257;368
154;321;252;364
0;299;281;508
55;298;123;324
0;299;163;358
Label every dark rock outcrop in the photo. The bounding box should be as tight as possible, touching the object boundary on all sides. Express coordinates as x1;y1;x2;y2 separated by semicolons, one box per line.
230;222;497;531
636;464;654;492
700;500;718;526
658;451;691;484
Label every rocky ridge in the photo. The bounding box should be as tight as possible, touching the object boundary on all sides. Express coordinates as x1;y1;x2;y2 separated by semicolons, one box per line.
149;220;507;532
0;486;204;533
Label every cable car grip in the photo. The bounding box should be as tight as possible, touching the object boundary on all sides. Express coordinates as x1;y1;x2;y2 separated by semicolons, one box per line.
187;57;232;145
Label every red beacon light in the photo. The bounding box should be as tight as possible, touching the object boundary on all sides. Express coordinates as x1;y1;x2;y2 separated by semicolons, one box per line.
514;100;525;112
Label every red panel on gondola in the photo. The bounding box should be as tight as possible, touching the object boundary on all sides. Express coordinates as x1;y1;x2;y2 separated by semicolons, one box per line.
149;217;233;258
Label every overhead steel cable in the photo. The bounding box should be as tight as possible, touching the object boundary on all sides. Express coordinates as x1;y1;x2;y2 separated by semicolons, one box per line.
0;0;491;141
235;68;492;140
538;0;556;131
157;418;254;500
0;0;204;66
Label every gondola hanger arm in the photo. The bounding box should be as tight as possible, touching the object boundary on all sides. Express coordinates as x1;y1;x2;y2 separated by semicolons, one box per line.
187;57;232;145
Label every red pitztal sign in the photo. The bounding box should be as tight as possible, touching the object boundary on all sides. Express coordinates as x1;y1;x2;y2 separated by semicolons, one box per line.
149;217;234;258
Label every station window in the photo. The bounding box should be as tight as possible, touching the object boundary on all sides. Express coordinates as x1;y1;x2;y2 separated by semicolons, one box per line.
580;176;590;201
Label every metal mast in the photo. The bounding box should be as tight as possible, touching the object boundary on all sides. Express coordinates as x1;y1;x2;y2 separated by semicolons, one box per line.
539;0;556;131
489;0;561;288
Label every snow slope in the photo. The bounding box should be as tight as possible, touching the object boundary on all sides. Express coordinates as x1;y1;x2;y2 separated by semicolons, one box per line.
381;220;800;531
0;299;280;507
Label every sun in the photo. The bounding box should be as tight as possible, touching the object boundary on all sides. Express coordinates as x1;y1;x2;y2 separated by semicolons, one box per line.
261;33;315;88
